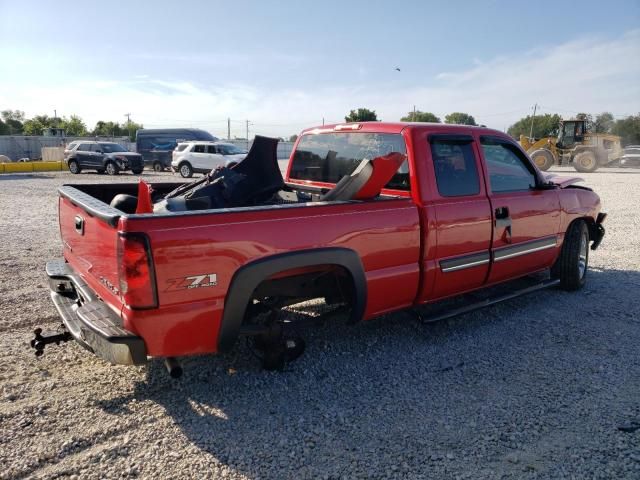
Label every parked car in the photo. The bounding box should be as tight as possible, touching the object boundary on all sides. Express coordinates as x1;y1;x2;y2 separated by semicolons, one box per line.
38;122;606;376
620;145;640;167
135;128;218;172
171;141;248;177
65;141;144;175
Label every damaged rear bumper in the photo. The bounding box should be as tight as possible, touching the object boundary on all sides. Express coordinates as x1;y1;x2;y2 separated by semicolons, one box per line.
45;259;147;365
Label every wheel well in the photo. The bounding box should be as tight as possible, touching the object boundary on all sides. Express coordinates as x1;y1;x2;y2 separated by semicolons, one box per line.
217;248;367;352
252;265;356;308
566;217;596;241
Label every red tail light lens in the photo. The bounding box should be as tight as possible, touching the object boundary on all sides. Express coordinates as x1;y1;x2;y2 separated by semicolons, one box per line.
117;233;158;309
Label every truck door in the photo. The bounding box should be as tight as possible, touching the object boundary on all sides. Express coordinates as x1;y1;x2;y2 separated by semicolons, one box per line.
421;134;493;301
479;136;561;284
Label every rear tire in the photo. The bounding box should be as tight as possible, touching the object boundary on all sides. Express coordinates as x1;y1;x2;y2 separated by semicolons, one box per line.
530;149;555;171
153;162;164;172
179;162;193;178
573;151;598;173
552;220;589;291
131;168;143;175
68;160;81;174
105;161;119;176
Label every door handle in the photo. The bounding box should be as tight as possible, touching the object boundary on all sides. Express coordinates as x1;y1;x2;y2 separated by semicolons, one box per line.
495;207;512;243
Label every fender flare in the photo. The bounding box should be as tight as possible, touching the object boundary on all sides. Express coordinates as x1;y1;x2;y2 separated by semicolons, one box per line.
217;247;367;352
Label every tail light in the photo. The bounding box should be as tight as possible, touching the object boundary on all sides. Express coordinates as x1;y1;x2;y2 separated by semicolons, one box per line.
117;233;158;309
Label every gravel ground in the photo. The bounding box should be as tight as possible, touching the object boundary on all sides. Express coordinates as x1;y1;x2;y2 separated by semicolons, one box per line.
0;167;639;479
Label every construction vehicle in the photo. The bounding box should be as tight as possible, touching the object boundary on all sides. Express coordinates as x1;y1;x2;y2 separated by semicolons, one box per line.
519;118;624;172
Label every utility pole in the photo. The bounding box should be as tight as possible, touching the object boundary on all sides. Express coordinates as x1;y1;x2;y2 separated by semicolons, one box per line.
413;105;416;121
528;103;538;139
54;109;57;127
227;118;231;140
246;120;250;150
322;117;325;126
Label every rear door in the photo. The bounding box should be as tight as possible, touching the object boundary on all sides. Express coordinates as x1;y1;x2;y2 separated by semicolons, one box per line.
190;144;208;170
479;136;561;283
74;143;92;166
421;134;493;301
207;145;225;168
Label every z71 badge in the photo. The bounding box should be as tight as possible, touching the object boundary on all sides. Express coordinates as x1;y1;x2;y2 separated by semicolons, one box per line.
165;274;218;292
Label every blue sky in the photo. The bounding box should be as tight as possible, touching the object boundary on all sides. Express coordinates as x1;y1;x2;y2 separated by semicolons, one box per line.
1;0;639;137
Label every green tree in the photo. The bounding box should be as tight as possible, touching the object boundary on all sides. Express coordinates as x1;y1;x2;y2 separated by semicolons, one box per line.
59;115;88;136
400;110;440;123
1;109;25;134
288;134;298;142
92;120;143;141
22;115;55;135
0;120;8;135
593;112;615;134
612;114;640;146
507;113;562;139
444;112;477;126
345;108;378;122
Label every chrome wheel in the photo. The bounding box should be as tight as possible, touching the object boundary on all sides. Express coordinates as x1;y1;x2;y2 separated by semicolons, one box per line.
106;162;118;175
578;230;588;279
179;163;193;178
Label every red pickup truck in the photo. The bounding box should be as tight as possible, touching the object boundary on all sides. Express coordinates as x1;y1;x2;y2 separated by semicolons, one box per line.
38;122;606;375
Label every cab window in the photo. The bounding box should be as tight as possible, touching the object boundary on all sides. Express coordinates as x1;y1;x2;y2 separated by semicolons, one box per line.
481;140;536;192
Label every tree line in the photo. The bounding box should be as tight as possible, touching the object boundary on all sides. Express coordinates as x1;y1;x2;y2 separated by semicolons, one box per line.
0;110;143;141
344;108;640;146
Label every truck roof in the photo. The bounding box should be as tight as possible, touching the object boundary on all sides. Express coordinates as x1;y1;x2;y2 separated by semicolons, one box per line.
301;121;508;139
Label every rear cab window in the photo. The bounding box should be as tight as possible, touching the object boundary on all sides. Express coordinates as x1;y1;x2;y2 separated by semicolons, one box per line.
430;138;480;197
289;132;409;192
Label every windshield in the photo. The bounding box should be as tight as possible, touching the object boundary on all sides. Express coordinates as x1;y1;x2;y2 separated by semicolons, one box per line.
217;144;247;155
290;132;409;191
99;143;128;153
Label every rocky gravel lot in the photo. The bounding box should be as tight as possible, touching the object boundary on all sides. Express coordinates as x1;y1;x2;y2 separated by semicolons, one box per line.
0;168;639;479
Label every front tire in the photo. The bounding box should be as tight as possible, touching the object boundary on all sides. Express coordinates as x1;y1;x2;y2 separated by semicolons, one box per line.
573;151;598;173
153;162;164;172
68;160;81;174
552;220;589;291
179;162;193;178
105;161;119;176
530;149;555;171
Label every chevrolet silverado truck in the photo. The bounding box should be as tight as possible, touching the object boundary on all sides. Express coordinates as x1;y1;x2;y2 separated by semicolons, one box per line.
35;122;606;376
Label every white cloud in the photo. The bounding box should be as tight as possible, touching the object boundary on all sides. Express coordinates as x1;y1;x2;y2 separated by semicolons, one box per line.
0;30;638;137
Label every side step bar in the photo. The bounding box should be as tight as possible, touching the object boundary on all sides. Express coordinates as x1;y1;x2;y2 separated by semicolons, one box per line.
415;277;560;324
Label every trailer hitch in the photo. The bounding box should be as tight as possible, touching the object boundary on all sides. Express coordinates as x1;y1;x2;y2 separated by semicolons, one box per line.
30;327;72;357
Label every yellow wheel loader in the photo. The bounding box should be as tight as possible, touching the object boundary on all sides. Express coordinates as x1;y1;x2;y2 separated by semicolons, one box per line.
519;119;624;172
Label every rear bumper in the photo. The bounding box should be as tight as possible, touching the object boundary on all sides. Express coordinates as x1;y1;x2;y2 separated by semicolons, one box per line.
46;259;147;365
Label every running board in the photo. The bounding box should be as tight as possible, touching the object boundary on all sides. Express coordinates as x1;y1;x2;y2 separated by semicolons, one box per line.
414;277;560;324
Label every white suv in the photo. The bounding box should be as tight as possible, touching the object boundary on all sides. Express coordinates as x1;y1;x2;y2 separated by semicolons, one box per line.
172;141;248;178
